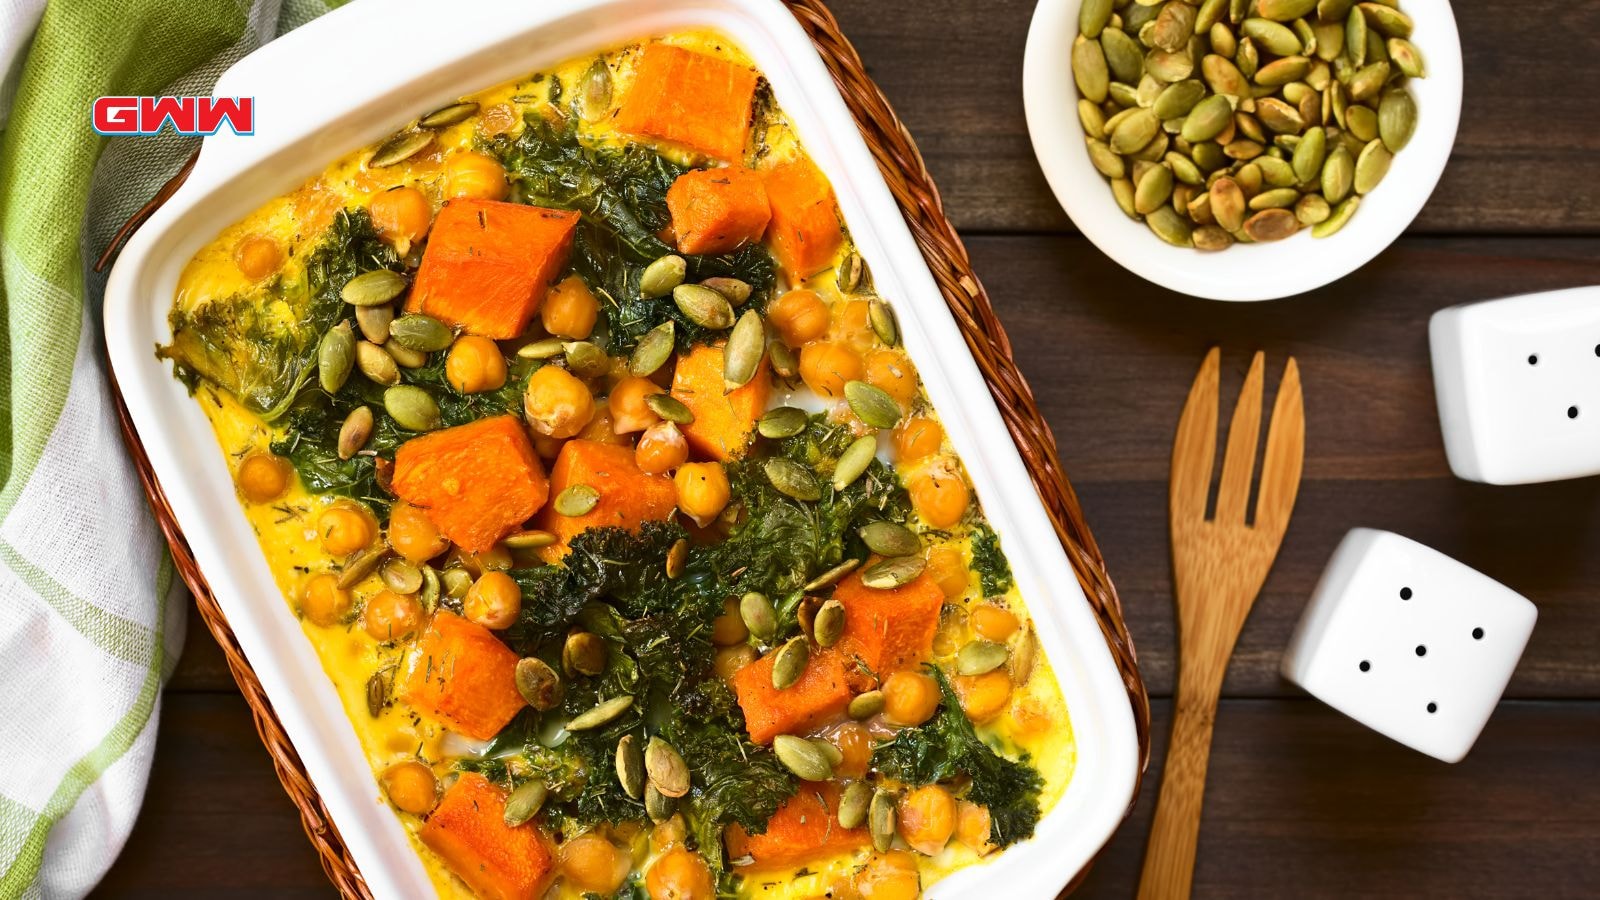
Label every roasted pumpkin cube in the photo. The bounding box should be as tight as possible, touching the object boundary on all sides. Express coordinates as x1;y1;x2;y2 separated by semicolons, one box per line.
400;611;525;741
731;647;854;745
763;157;843;279
614;44;758;161
408;199;579;339
667;167;771;256
420;772;554;900
670;343;770;461
535;439;677;562
391;415;549;555
723;781;870;870
833;566;944;675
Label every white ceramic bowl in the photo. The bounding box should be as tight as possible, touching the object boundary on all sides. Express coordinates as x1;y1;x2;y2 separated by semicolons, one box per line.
104;0;1140;896
1023;0;1463;301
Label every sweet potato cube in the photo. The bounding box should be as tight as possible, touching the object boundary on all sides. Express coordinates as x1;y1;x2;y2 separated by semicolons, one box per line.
408;199;579;339
534;440;677;562
614;44;758;160
670;343;770;461
723;782;870;870
731;647;854;745
420;772;554;900
833;567;944;675
391;416;549;555
400;611;525;741
763;157;843;279
667;167;771;256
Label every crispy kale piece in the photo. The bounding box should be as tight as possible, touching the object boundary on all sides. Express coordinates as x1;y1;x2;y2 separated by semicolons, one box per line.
969;522;1015;597
162;208;397;420
488;116;775;354
871;667;1043;847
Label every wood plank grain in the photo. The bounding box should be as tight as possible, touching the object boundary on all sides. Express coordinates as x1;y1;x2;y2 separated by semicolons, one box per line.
90;694;334;898
964;234;1600;700
830;0;1600;233
93;694;1600;898
1078;699;1600;899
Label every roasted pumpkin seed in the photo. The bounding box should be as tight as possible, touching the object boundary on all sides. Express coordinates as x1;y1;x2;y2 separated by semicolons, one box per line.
861;555;926;590
837;252;868;294
832;435;879;492
804;559;859;592
765;457;822;502
812;598;845;648
389;314;453;352
740;592;777;641
355;304;394;344
503;781;547;827
515;657;563;710
518;337;565;360
1072;38;1110;104
1354;138;1393;194
380;557;423;594
1378;88;1416;152
844;380;901;429
504;530;558;550
869;789;897;852
757;406;808;440
629;321;676;376
838;781;872;830
342;269;407;307
673;283;735;330
848;690;886;720
724;310;765;390
646;737;691;798
1312;195;1361;236
645;784;676;822
567;695;633;731
616;734;646;799
338;545;389;590
419;101;478;128
369;130;433;168
774;734;833;781
767;339;799;379
338;406;374;460
640;254;687;298
579;59;613;122
771;637;810;690
555;484;601;516
957;640;1010;676
860;521;919;558
384;385;441;432
318;323;355;394
868;299;898;347
365;670;387;717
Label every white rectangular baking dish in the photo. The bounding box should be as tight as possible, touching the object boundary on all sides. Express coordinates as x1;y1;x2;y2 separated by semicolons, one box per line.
103;0;1140;896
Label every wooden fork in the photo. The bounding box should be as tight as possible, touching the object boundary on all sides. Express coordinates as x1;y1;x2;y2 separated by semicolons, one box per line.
1136;348;1306;900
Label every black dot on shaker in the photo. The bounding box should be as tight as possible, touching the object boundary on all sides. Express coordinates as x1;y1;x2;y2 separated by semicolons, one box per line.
1400;587;1413;600
1359;660;1371;672
1427;702;1438;714
1416;645;1427;657
1473;627;1485;640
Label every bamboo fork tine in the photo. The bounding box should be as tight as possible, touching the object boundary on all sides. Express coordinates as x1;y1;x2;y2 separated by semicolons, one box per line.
1214;352;1266;524
1170;348;1221;525
1254;357;1305;541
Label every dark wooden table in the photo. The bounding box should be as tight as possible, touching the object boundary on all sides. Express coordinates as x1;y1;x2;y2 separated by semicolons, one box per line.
95;2;1600;897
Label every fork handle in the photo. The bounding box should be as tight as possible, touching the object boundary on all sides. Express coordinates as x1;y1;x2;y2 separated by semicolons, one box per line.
1136;662;1227;900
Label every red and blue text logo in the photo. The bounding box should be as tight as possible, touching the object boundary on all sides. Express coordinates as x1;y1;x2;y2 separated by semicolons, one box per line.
92;96;254;136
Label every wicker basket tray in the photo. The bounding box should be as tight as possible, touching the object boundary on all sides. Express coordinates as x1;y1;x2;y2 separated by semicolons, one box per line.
105;1;1151;894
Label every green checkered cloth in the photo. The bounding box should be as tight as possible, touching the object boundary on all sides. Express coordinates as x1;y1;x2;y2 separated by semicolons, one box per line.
0;0;340;895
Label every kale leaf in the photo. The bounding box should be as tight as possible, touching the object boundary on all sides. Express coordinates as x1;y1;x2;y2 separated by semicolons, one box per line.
162;208;397;420
871;667;1043;846
969;522;1015;597
488;116;775;355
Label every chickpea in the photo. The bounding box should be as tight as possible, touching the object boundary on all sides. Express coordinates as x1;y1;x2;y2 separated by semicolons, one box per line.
300;574;352;627
319;505;375;556
651;814;689;851
711;597;749;646
865;349;918;407
909;464;970;530
381;761;438;815
445;335;508;394
893;416;943;463
674;462;731;526
882;670;940;727
955;800;994;854
524;364;596;439
478;102;518;136
897;784;956;856
799;341;863;399
955;670;1012;724
464;570;521;630
236;452;292;503
532;432;567;460
609;375;665;434
388;501;449;563
233;234;283;281
970;604;1019;642
577;407;627;445
1012;694;1055;736
363;590;423;642
831;722;872;778
542;275;600;340
635;421;689;475
646;847;713;900
713;643;758;679
768;288;830;346
560;833;629;894
369;186;433;246
832;299;875;350
924;545;970;600
445;150;508;201
854;851;921;900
